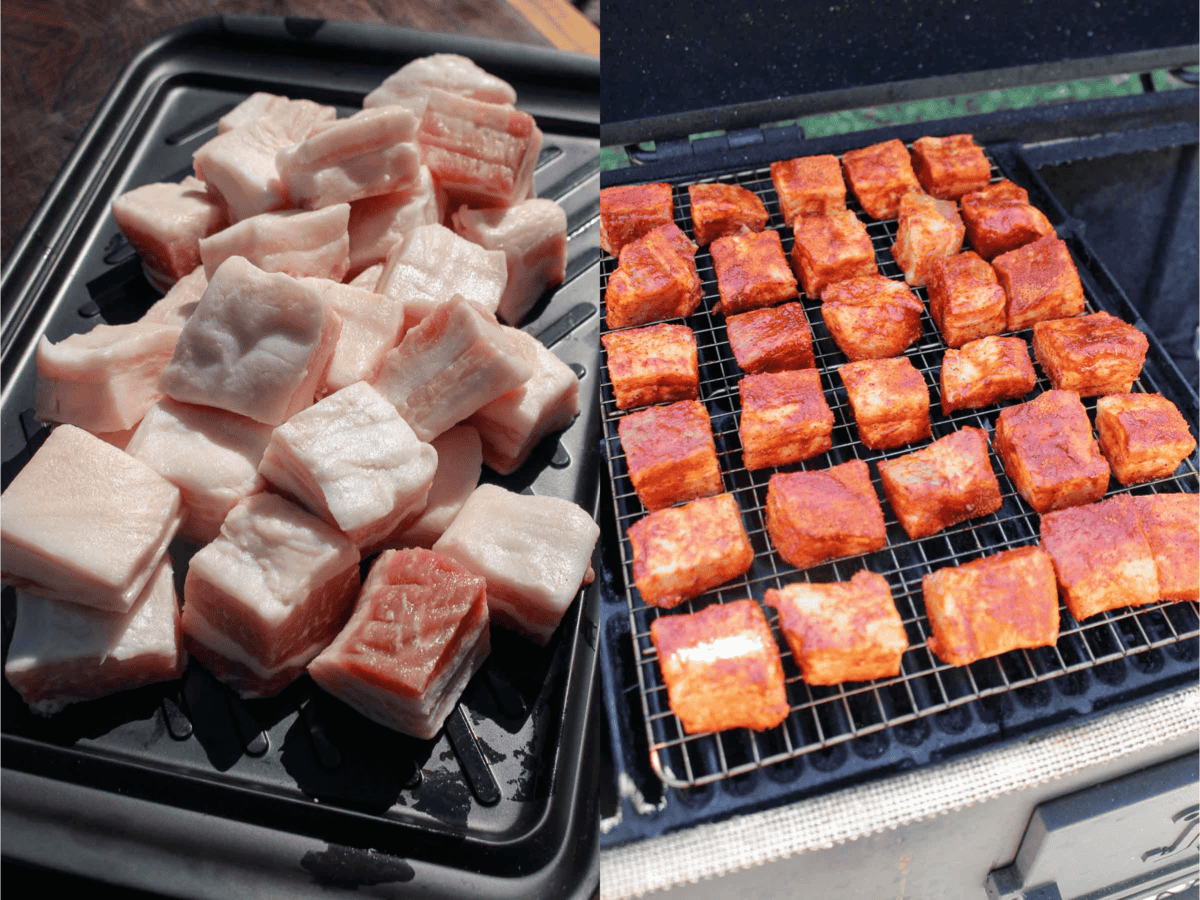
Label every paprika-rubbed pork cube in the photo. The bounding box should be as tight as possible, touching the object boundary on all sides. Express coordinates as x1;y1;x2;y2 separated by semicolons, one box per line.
602;323;699;410
725;302;816;374
1132;493;1200;602
599;182;674;256
890;192;964;287
604;223;702;329
687;182;769;246
618;399;722;511
939;336;1037;415
926;251;1007;348
770;154;846;223
840;138;922;220
790;209;876;298
960;180;1054;261
1032;312;1148;396
910;134;991;200
821;275;923;361
738;368;833;469
711;228;798;315
1096;393;1196;485
838;356;931;450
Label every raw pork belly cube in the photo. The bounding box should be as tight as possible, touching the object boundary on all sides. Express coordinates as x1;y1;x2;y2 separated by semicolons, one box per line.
738;368;833;469
766;460;887;571
308;548;490;740
725;302;815;374
993;235;1086;331
604;223;702;329
910;134;991;200
0;425;181;612
838;356;931;450
1096;393;1196;486
994;390;1110;513
766;570;908;685
1132;493;1199;602
599;182;675;256
159;256;341;427
433;484;600;645
199;204;351;282
1040;494;1160;620
218;93;337;135
789;209;877;298
452;199;568;326
258;382;438;553
770;154;846;223
922;545;1059;666
35;321;181;434
650;599;789;734
926;250;1007;347
182;492;361;697
111;176;226;288
301;277;406;397
840;139;923;220
940;335;1037;415
878;426;1003;539
711;229;798;315
1033;312;1149;396
602;322;699;410
347;166;444;276
365;53;517;111
349;262;384;291
372;294;536;442
4;559;184;716
960;180;1054;261
388;426;483;549
890;192;964;287
821;275;924;361
687;182;769;246
618;399;723;511
126;398;274;545
141;265;207;328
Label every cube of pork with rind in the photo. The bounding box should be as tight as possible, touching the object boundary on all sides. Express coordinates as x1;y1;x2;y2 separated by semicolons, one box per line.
602;322;699;410
618;399;723;511
960;180;1054;261
159;256;341;427
766;570;908;685
599;182;675;256
878;427;1003;539
1032;312;1149;396
838;356;931;450
347;166;444;276
111;176;227;288
687;182;769;246
890;192;964;287
387;426;483;549
1;425;181;612
766;460;887;571
1040;494;1160;621
307;548;490;739
650;599;789;734
218;92;338;135
926;250;1007;347
993;390;1110;514
922;545;1059;666
1095;393;1197;485
840;139;923;220
199;204;351;282
711;228;799;315
725;302;815;374
993;235;1086;332
433;484;600;645
770;155;846;223
35;321;182;434
301;277;406;398
604;223;702;329
1132;493;1200;602
738;369;833;469
940;335;1037;415
141;265;207;328
821;275;924;361
364;53;518;110
910;134;991;200
790;209;877;298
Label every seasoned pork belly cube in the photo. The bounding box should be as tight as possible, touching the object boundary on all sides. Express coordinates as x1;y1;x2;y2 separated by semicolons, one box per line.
199;203;351;282
308;548;490;740
4;559;184;716
372;294;535;442
452;199;568;326
347;166;444;276
838;356;931;450
650;599;789;734
770;154;846;223
994;390;1110;513
182;492;361;697
840;139;923;220
910;134;991;200
926;250;1006;347
711;228;798;315
602;322;699;410
126;399;273;545
1040;494;1160;620
618;399;722;511
940;335;1037;414
35;321;182;434
993;235;1086;332
1132;493;1199;602
726;302;815;374
111;176;226;288
301;277;406;397
1032;312;1149;396
1;425;181;612
960;180;1054;261
790;209;877;298
364;53;517;110
626;493;753;609
141;265;207;328
1096;393;1197;485
599;182;675;256
821;275;923;361
923;545;1059;666
878;426;1002;539
687;182;769;246
890;192;964;287
766;459;887;571
434;484;600;645
159;256;341;427
766;570;907;685
604;222;702;329
388;426;483;549
218;92;337;135
738;368;833;469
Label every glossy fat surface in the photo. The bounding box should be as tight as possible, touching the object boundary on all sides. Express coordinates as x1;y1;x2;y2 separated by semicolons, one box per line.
789;209;876;298
838;356;931;450
602;322;700;410
820;275;923;361
364;53;517;109
1096;393;1197;485
926;250;1006;348
599;182;674;256
199;204;351;282
770;154;846;223
890;192;964;287
604;222;702;329
618;398;722;510
940;335;1037;414
1132;493;1200;602
911;134;991;200
840;138;922;220
687;182;769;246
725;302;815;374
738;368;834;469
710;228;798;315
1032;312;1149;396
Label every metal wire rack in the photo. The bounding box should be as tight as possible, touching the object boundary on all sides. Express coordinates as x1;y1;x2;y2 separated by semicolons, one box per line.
598;149;1200;790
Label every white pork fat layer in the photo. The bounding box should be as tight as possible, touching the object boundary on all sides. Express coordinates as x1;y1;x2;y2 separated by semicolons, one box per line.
388;425;483;549
199;204;351;281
